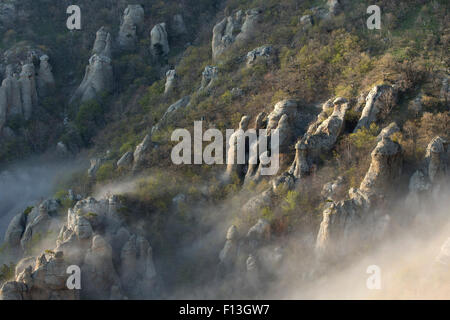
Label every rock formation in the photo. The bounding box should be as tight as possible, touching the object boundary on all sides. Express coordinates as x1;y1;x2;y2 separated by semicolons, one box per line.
212;9;262;61
70;27;113;104
1;195;160;300
354;85;397;132
290;98;349;178
246;45;273;67
315;137;402;258
4;199;61;253
150;23;169;61
199;66;218;92
0;59;43;130
117;5;145;51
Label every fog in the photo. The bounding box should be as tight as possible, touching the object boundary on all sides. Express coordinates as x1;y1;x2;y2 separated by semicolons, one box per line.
0;156;85;240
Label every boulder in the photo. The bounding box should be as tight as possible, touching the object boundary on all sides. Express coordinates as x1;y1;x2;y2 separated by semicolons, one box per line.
0;2;16;29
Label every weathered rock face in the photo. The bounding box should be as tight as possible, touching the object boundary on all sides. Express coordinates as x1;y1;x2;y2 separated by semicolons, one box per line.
354;85;397;132
117;151;133;168
405;136;448;218
246;45;273;67
0;252;79;300
70;27;113;104
117;5;145;51
217;220;281;294
376;122;399;142
212;9;262;61
36;55;55;97
316;137;402;258
0;195;162;300
150;23;169;61
0;59;43;130
164;69;177;95
290;99;349;178
199;66;218;92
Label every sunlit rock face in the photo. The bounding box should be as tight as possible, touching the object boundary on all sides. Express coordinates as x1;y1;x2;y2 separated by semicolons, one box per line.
316;137;402;259
290;98;349;178
354;85;397;132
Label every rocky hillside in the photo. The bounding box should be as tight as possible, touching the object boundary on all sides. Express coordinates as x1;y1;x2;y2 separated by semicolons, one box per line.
0;0;449;299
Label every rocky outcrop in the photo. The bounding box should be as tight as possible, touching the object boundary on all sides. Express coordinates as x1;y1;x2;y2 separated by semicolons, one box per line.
290;98;349;178
246;45;273;67
225;115;250;180
0;251;79;300
0;59;42;130
150;23;169;61
0;195;162;300
354;85;397;132
117;151;133;169
212;9;262;61
4;199;61;253
70;27;113;104
132;134;153;171
425;136;448;183
164;69;177;95
117;5;145;51
199;66;218;92
316;137;402;258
